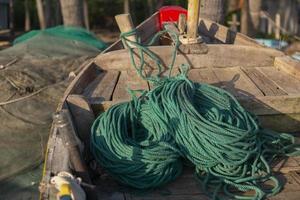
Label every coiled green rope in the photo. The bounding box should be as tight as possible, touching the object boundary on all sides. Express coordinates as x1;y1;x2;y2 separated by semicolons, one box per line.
91;29;300;199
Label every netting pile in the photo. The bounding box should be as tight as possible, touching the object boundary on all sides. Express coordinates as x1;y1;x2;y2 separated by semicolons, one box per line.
91;30;300;200
0;26;105;199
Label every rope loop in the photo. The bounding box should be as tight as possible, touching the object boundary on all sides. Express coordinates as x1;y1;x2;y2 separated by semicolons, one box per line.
91;28;300;199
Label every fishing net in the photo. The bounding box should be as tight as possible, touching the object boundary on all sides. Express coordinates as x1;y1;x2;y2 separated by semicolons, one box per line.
13;25;108;50
0;27;104;199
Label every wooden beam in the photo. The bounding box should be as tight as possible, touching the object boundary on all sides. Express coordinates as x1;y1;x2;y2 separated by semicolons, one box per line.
274;56;300;79
198;18;262;47
238;95;300;115
112;70;149;102
83;70;120;104
95;45;283;71
104;12;160;53
275;13;281;40
242;68;287;96
115;14;136;48
178;14;187;34
187;0;200;40
66;95;95;144
258;67;300;95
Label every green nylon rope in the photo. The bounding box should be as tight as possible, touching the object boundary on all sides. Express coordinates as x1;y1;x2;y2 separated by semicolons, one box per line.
91;29;300;199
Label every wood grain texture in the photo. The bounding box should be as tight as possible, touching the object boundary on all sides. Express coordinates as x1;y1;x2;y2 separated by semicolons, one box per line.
213;67;263;97
83;70;120;103
66;95;94;144
242;68;287;96
274;56;300;79
95;45;283;71
113;70;149;101
238;95;300;115
187;68;219;85
124;167;300;200
258;67;300;95
198;18;264;47
103;12;160;53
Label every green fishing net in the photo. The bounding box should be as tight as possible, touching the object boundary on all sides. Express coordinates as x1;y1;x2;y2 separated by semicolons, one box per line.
0;27;104;199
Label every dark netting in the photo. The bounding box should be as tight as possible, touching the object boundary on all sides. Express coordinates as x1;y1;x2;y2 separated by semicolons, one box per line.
0;28;104;199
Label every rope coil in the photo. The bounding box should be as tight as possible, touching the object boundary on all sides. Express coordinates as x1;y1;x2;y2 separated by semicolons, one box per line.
91;29;300;200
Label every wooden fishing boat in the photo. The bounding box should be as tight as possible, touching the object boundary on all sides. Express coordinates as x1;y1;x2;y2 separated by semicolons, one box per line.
40;4;300;200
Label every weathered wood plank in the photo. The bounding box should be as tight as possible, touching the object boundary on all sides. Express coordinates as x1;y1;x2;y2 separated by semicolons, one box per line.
95;46;283;71
125;169;300;200
238;95;300;115
127;194;210;200
242;68;287;96
198;18;263;47
83;70;120;103
213;68;263;97
258;67;300;95
66;95;95;145
187;68;219;85
258;113;300;133
113;70;149;101
268;172;300;200
103;12;160;53
274;56;300;80
273;157;300;174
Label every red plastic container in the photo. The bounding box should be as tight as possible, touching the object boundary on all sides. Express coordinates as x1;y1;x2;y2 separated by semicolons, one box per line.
159;6;188;29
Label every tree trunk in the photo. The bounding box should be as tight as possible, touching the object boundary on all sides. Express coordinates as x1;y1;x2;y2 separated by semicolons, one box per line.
241;0;261;37
60;0;84;27
147;0;154;16
44;0;51;27
200;0;226;23
36;0;46;29
54;0;62;26
83;0;89;30
241;0;249;35
25;0;31;31
9;0;14;36
248;0;262;36
156;0;164;10
124;0;130;13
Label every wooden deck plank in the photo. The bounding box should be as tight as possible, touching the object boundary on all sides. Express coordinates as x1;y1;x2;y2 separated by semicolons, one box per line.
124;169;300;200
258;67;300;95
95;46;283;71
83;70;120;103
187;68;219;86
242;68;287;96
113;70;149;101
274;56;300;79
127;194;210;200
212;67;264;97
66;95;95;144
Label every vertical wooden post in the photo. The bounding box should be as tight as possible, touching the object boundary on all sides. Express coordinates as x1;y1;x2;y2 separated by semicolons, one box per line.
241;0;249;35
228;14;240;32
115;14;137;48
267;18;273;35
178;13;187;34
36;0;46;29
25;0;31;31
124;0;130;13
187;0;201;41
83;0;90;30
275;13;281;40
